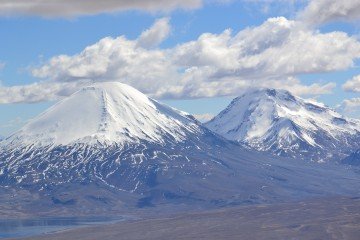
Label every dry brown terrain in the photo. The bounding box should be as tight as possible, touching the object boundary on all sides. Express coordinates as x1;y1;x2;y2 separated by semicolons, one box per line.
7;196;360;240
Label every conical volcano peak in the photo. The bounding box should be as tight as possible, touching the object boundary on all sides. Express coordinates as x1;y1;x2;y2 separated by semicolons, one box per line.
4;82;201;147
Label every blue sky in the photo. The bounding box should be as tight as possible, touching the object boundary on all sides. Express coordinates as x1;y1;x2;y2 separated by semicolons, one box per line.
0;0;360;137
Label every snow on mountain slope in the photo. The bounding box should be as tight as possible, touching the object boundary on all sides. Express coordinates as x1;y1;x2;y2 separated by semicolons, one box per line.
4;82;200;147
206;88;360;162
0;82;237;206
1;83;360;216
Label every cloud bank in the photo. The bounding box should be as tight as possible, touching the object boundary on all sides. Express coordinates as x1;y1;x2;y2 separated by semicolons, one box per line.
0;81;88;104
2;0;360;104
0;0;202;17
1;15;359;103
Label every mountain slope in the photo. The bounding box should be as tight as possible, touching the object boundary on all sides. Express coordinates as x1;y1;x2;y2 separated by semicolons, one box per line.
0;82;217;194
0;83;359;216
205;88;360;162
342;149;360;166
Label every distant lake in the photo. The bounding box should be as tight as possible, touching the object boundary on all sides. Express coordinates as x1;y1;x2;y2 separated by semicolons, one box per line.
0;216;127;239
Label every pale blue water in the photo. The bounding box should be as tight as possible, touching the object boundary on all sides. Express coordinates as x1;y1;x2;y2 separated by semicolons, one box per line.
0;216;126;239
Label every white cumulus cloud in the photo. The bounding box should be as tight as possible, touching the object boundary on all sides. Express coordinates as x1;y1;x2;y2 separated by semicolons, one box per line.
137;18;171;49
337;98;360;119
343;75;360;93
1;16;359;103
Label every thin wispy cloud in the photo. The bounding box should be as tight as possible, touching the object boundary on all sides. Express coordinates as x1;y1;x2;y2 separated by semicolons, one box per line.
299;0;360;26
0;61;5;71
0;0;202;17
136;18;171;49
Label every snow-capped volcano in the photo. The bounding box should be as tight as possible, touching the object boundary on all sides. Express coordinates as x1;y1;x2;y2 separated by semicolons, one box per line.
5;82;200;147
1;82;241;209
206;88;360;162
1;81;223;194
1;83;360;216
